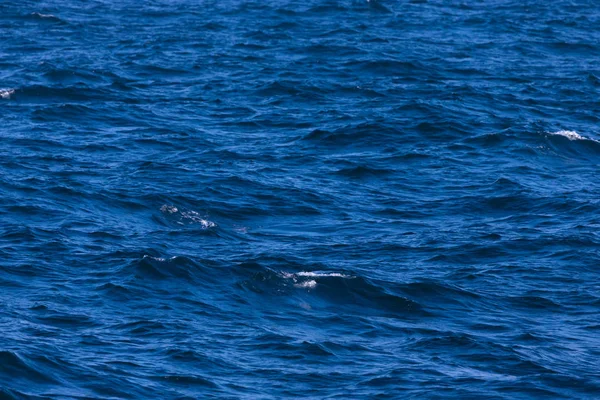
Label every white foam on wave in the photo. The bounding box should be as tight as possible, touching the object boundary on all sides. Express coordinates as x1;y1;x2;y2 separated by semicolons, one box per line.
282;271;353;290
294;280;317;289
549;130;599;143
550;130;585;140
143;255;176;262
160;205;216;229
282;271;352;279
234;225;249;234
296;271;352;278
32;12;56;18
0;89;15;99
181;211;216;228
160;205;178;214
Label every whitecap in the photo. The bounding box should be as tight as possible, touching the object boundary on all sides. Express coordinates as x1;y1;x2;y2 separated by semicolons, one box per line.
296;271;352;278
143;255;166;262
550;130;585;141
160;205;216;229
143;255;180;261
282;271;352;279
294;280;317;289
180;211;216;228
549;130;600;143
32;12;57;19
160;204;178;214
282;271;353;290
200;219;216;229
0;89;15;99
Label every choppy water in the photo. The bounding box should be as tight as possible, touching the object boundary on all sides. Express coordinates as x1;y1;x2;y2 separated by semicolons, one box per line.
2;0;600;398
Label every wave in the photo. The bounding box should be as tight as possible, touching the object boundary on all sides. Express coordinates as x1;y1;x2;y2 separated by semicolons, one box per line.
0;350;58;384
295;271;353;278
507;295;562;311
112;319;169;336
29;12;65;23
238;265;427;317
127;255;207;282
335;165;393;178
366;0;392;13
544;129;600;158
0;88;14;99
549;130;598;142
159;205;216;229
343;59;424;76
300;122;401;147
282;271;354;289
152;374;218;388
16;85;108;102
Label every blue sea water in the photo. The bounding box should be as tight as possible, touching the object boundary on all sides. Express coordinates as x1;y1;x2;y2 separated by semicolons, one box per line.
1;0;600;398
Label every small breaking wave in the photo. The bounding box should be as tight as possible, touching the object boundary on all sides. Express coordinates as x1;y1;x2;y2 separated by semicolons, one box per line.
294;280;317;289
181;211;216;228
550;130;584;140
29;12;66;23
295;271;353;278
238;265;426;316
283;271;353;289
0;89;15;99
159;205;216;229
160;205;178;214
123;255;219;285
549;130;598;142
32;12;56;18
0;351;58;384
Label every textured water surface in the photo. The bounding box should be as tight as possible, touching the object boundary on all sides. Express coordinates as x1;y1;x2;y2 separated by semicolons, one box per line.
1;0;600;398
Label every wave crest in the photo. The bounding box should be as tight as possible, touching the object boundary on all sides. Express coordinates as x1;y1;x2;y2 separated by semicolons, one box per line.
159;205;216;229
549;130;598;142
238;265;426;316
0;89;15;99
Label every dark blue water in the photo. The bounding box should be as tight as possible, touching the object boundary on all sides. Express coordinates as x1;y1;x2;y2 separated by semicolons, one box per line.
2;0;600;398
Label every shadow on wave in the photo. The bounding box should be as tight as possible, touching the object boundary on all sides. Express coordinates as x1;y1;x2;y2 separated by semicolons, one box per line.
121;255;220;284
0;350;59;387
299;122;405;147
334;164;394;178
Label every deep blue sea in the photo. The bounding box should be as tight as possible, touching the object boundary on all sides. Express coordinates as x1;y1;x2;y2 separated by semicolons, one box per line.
1;0;600;398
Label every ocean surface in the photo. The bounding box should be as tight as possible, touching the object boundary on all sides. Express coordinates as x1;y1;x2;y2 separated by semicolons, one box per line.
1;0;600;398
